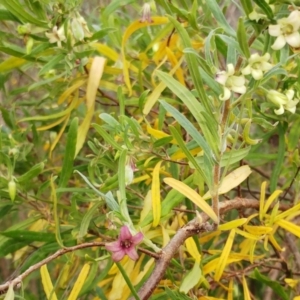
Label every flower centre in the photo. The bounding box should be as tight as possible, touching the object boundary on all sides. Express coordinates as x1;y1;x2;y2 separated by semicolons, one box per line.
283;24;294;35
121;239;132;249
252;62;261;70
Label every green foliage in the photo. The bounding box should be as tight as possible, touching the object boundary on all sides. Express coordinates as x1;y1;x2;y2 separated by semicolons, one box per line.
1;0;300;299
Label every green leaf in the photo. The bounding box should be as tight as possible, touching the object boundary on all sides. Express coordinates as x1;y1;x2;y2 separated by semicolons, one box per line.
75;171;120;212
192;147;251;169
237;18;250;58
166;16;212;116
204;0;236;36
169;126;209;184
1;0;48;27
51;176;64;248
159;100;214;164
99;113;120;128
93;123;123;151
179;262;201;294
153;136;174;148
18;162;44;184
0;230;56;242
270;122;287;192
252;268;288;300
78;201;103;240
0;9;20;22
38;54;65;76
58;118;78;189
240;0;253;16
253;0;274;20
115;262;140;300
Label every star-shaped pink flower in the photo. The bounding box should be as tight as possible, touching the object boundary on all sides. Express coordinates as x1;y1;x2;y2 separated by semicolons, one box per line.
105;226;144;262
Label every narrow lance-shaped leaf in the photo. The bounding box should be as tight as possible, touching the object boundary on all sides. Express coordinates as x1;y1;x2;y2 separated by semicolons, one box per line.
203;165;252;200
169;125;209;184
214;229;236;281
152;161;163;227
40;265;58;300
58;118;78;189
67;264;91;300
50;176;64;248
164;177;218;223
237;17;250;58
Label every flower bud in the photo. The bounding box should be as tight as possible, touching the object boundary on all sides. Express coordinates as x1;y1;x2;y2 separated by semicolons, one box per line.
8;180;16;202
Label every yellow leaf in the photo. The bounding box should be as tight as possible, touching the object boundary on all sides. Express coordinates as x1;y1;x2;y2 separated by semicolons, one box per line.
199;230;221;244
146;125;177;144
20;96;78;122
132;174;150;184
275;201;300;222
164;177;218;223
165;47;185;86
122;17;169;95
275;218;300;238
235;228;260;240
161;224;170;247
259;181;267;221
67;263;90;300
92;43;119;62
40;265;58;300
171;147;201;160
243;225;273;235
242;276;251;300
285;278;299;288
185;236;201;263
219;218;247;231
203;257;241;275
214;229;236;282
139;190;152;224
268;233;283;251
57;78;87;104
49;115;70;157
228;279;233;300
0;56;26;72
263;189;282;216
143;56;183;115
109;259;135;299
75;57;106;156
37;115;69;131
3;283;14;300
203;165;252;200
86;57;106;110
152;161;163;227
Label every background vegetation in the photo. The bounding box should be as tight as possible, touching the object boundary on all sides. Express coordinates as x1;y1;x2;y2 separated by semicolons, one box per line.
0;0;300;299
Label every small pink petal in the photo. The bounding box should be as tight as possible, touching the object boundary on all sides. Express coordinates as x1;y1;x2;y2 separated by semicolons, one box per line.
111;250;125;262
105;241;122;252
125;247;139;261
120;226;132;240
131;232;144;244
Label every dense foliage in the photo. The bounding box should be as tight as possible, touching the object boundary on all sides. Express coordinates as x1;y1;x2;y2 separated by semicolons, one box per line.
1;0;300;299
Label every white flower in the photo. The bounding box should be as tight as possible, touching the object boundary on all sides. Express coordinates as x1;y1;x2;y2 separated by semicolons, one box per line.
215;64;246;101
242;53;273;80
267;89;299;115
45;26;66;48
269;10;300;50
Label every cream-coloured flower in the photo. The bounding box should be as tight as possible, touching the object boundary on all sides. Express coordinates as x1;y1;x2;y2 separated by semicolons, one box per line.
45;26;66;47
242;53;273;80
215;64;246;101
269;10;300;50
267;89;299;115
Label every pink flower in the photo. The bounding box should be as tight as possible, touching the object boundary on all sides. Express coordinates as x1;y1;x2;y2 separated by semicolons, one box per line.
105;226;144;262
